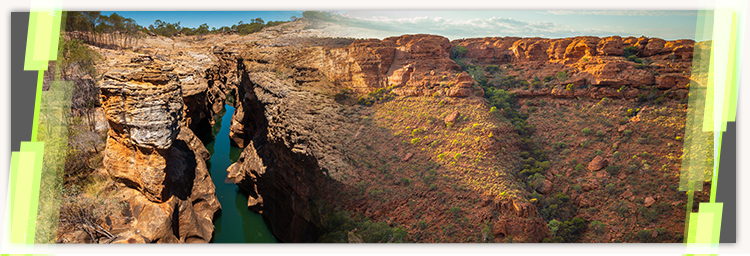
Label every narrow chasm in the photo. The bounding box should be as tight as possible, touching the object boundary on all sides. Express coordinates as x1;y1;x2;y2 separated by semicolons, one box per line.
199;102;278;243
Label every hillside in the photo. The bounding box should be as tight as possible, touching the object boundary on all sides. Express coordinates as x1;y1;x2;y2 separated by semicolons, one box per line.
55;18;710;243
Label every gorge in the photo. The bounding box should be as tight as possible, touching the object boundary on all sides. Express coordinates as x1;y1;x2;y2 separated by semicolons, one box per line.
56;17;709;243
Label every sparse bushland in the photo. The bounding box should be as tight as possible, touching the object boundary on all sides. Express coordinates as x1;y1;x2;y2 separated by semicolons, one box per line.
57;174;121;243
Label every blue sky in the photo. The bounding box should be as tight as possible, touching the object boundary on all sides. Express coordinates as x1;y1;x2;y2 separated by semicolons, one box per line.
99;10;698;40
100;11;303;29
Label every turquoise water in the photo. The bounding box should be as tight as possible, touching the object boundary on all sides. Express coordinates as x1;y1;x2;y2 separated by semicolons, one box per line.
203;104;278;243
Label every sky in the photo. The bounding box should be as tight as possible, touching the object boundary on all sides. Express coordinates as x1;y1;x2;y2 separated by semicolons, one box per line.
103;10;699;40
99;11;304;30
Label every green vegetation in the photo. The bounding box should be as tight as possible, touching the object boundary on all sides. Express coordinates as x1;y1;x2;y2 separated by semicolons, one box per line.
147;18;287;37
450;45;468;59
581;127;592;136
318;209;408;243
556;71;568;82
58;182;121;243
588;220;605;234
358;86;396;106
623;46;638;58
65;11;289;40
543;217;588;243
64;11;142;49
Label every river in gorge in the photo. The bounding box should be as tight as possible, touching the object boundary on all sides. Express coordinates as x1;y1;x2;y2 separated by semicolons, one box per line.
201;104;278;243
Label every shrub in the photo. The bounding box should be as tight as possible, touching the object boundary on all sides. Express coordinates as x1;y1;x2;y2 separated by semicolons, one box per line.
481;223;494;242
59;185;121;243
623;130;633;136
623;46;638;58
581;128;592;135
575;163;585;172
573;184;582;192
596;130;605;137
605;183;616;194
411;127;425;136
417;220;428;230
589;221;605;234
448;206;461;217
400;178;411;186
547;219;560;237
489;106;499;114
637;229;653;242
556;217;587;242
605;165;619;175
453;153;462;161
484;65;499;73
450;45;468;59
437;153;447;160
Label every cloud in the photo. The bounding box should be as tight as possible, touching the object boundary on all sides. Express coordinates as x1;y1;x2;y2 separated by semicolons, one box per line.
312;11;693;40
544;10;697;17
324;14;615;39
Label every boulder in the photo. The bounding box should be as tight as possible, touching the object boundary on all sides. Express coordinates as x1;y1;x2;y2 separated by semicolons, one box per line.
445;111;460;124
644;196;656;207
588;155;609;171
536;180;553;194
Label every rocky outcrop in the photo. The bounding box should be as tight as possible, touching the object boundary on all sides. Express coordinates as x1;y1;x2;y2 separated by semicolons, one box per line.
98;57;220;243
263;34;483;99
490;197;548;242
339;35;479;97
224;42;375;241
453;36;694;100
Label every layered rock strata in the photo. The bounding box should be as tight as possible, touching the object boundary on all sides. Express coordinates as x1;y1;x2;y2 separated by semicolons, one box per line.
453;36;695;100
225;47;355;242
98;58;220;243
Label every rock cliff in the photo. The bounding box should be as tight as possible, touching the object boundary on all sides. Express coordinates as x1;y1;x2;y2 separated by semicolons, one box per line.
97;57;220;243
453;36;694;100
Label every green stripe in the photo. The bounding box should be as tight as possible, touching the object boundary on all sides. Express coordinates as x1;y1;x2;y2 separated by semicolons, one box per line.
710;133;720;203
11;151;37;244
9;152;20;219
722;13;737;129
23;12;42;71
684;189;695;244
34;81;74;243
23;11;61;71
48;11;62;61
30;71;43;142
20;142;45;244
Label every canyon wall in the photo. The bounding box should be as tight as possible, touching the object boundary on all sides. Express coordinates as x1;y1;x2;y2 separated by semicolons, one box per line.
95;57;221;243
453;36;694;100
223;33;696;242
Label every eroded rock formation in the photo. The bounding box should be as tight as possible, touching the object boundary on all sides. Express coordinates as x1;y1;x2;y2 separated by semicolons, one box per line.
98;57;220;243
453;36;694;100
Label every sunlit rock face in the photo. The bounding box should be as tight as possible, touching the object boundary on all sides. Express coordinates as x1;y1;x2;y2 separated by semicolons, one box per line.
98;56;220;243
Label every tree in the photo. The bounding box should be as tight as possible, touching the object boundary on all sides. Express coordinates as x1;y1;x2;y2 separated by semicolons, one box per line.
450;45;468;59
623;45;638;58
